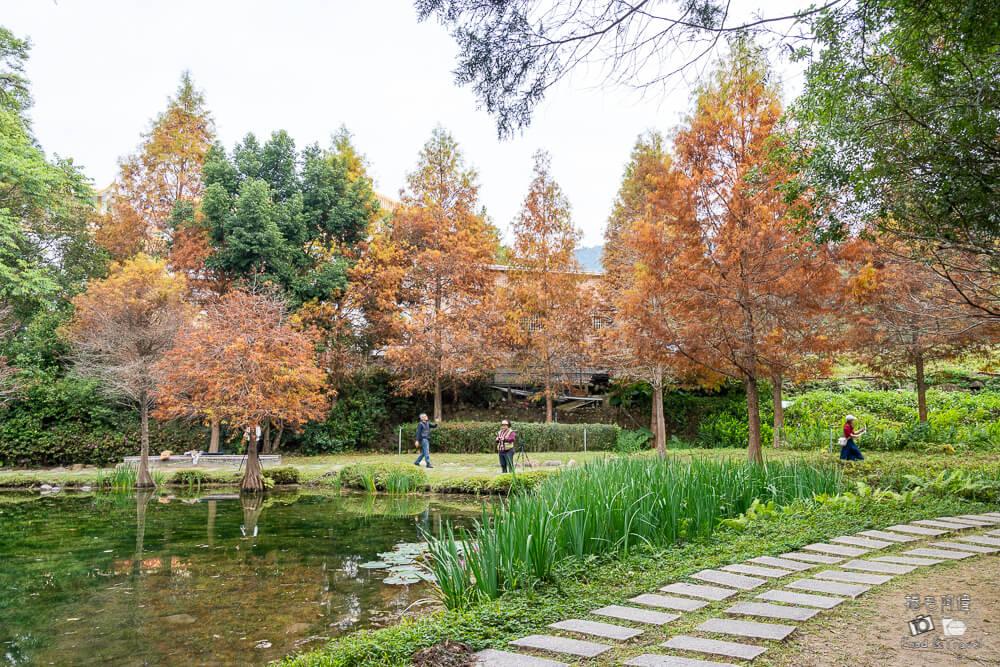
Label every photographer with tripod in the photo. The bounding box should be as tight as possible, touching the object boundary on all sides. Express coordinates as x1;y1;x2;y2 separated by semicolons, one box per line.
495;419;517;473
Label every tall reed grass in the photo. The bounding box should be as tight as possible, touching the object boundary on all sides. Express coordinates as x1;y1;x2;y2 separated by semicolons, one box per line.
106;462;166;489
425;457;842;609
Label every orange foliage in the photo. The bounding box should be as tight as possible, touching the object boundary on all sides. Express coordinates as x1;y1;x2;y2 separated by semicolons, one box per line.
155;286;329;491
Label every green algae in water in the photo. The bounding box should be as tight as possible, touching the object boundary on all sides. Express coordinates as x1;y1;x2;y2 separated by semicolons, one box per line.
0;490;478;666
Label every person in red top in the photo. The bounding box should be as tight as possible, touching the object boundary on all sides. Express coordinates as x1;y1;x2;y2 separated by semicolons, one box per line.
495;419;517;473
840;414;866;461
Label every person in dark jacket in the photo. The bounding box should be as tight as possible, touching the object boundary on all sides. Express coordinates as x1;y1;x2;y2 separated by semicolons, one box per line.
413;413;436;468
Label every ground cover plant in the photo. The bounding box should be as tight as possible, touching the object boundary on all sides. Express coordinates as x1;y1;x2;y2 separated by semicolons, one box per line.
424;457;842;609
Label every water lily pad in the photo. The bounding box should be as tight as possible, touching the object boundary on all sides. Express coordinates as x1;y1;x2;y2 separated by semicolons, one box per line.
383;574;421;585
359;561;389;569
387;564;421;574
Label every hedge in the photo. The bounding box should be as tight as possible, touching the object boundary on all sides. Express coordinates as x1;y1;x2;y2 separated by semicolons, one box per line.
396;422;618;453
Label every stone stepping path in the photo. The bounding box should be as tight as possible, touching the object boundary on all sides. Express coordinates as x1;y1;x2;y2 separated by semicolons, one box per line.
721;563;793;579
958;535;1000;547
725;601;819;622
936;516;989;527
840;559;915;575
548;619;643;640
626;655;740;667
691;569;766;590
660;582;737;601
874;555;942;566
987;529;1000;537
786;578;871;598
474;649;568;666
593;605;680;625
510;634;611;658
831;535;892;549
885;524;946;536
813;569;892;585
696;617;797;640
857;529;918;543
631;593;710;612
747;556;816;571
904;547;973;560
780;551;843;564
802;543;868;557
911;519;962;530
929;541;999;554
756;589;846;609
663;635;768;661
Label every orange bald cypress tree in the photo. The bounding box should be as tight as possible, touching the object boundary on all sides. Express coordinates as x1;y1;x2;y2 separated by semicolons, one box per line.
641;45;840;463
386;128;500;422
156;285;329;492
96;72;214;261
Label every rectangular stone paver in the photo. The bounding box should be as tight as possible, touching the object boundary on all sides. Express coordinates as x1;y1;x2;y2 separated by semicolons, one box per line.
874;555;943;566
813;570;892;585
802;543;869;557
756;589;846;609
549;619;643;641
780;551;843;564
911;520;962;530
625;655;740;667
722;563;793;579
748;556;816;571
786;578;871;598
831;535;892;549
660;582;738;601
904;548;973;560
725;601;820;622
936;516;989;526
958;535;1000;547
696;617;797;640
474;649;569;666
840;559;915;575
929;541;999;554
630;593;709;612
857;530;918;543
691;569;766;590
663;635;768;660
885;524;947;536
510;634;611;658
959;514;1000;524
592;605;680;626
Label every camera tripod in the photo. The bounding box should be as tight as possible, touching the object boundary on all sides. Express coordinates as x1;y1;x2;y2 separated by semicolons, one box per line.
514;446;532;469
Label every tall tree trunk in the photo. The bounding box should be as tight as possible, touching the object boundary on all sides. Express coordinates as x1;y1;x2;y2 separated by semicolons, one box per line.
433;376;443;423
209;418;220;453
272;423;284;453
545;377;553;423
241;424;265;493
915;353;928;423
746;376;763;464
652;367;666;458
772;374;783;448
136;392;155;488
262;421;271;454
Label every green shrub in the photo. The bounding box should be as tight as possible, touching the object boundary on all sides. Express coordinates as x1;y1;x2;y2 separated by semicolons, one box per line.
615;428;651;455
263;466;301;485
338;463;428;492
396;422;618;453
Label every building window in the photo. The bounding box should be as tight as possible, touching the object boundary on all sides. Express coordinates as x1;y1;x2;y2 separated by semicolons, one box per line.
592;316;609;331
520;315;540;332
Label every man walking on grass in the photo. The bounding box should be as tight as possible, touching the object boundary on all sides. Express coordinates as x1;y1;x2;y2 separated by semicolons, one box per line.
414;412;436;468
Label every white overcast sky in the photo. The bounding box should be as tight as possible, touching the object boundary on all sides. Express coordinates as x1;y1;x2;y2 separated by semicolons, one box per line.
7;0;805;247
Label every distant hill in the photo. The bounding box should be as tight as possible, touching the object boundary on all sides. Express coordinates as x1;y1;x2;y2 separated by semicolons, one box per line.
575;245;604;272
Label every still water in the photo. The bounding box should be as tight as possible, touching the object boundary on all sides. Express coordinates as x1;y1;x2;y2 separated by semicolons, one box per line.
0;490;481;666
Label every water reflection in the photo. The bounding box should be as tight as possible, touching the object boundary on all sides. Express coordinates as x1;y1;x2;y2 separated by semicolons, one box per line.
0;490;480;666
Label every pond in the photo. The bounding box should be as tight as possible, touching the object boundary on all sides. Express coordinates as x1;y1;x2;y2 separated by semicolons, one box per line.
0;489;483;666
